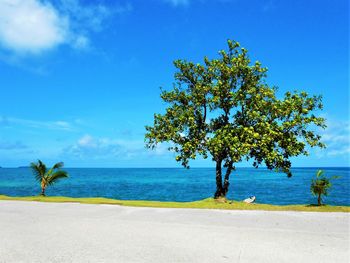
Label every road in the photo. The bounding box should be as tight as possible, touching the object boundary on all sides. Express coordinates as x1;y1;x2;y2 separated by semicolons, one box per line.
0;200;349;263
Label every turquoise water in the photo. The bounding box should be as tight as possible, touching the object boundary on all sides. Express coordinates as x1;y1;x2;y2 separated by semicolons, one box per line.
0;167;349;205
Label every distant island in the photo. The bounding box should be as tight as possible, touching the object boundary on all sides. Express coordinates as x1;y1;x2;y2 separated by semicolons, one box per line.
18;166;29;168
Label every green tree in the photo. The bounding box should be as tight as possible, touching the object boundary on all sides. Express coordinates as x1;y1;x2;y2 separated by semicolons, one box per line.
311;170;338;206
30;160;69;196
145;40;325;199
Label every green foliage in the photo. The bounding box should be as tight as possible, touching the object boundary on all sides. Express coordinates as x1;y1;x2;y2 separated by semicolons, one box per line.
145;39;325;197
30;160;68;196
311;170;339;206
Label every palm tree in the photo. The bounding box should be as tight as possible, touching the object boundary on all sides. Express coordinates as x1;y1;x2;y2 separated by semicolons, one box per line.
30;160;69;196
311;170;338;206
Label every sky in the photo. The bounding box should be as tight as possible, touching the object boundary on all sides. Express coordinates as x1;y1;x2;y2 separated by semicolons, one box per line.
0;0;349;168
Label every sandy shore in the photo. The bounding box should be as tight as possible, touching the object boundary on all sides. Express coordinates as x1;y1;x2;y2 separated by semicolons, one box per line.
0;200;349;263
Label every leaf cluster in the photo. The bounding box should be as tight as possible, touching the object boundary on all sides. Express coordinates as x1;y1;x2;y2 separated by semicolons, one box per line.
311;170;339;197
30;160;68;188
145;40;326;176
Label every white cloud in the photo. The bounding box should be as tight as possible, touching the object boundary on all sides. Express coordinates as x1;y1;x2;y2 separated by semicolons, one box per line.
162;0;233;7
0;116;73;131
327;147;350;157
54;121;72;130
78;135;95;147
319;119;350;158
322;134;349;144
0;0;131;55
72;35;90;49
67;135;131;159
163;0;190;6
0;140;28;150
58;0;113;32
0;0;68;54
262;0;276;12
66;134;172;161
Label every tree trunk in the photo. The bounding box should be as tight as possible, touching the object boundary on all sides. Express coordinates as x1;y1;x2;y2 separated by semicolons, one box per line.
222;161;234;196
318;193;321;206
214;160;223;198
41;186;46;196
214;160;234;199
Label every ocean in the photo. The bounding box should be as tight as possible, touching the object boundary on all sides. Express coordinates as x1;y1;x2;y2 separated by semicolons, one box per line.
0;167;349;206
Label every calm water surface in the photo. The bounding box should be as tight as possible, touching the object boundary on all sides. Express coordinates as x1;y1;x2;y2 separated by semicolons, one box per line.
0;167;349;205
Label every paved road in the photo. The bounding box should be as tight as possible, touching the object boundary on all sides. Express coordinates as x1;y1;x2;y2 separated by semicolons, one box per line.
0;200;349;263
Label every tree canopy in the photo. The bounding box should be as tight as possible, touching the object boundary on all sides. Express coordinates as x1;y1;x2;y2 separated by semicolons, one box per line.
145;40;325;198
311;170;338;206
30;160;69;196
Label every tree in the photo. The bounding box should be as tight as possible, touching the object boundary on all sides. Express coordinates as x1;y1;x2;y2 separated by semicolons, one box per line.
30;160;69;196
311;170;338;206
145;39;325;199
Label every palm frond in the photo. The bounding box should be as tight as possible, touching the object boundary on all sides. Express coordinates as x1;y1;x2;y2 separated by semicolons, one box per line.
46;171;69;186
37;160;47;176
30;161;45;183
316;170;324;178
52;162;64;170
46;162;64;177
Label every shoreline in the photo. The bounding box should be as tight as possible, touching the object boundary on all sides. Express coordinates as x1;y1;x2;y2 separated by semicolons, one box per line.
1;194;349;212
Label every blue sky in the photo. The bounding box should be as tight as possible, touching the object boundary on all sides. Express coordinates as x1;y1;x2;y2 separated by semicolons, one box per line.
0;0;348;168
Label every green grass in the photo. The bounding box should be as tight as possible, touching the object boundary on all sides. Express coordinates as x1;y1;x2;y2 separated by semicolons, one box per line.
0;194;349;212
